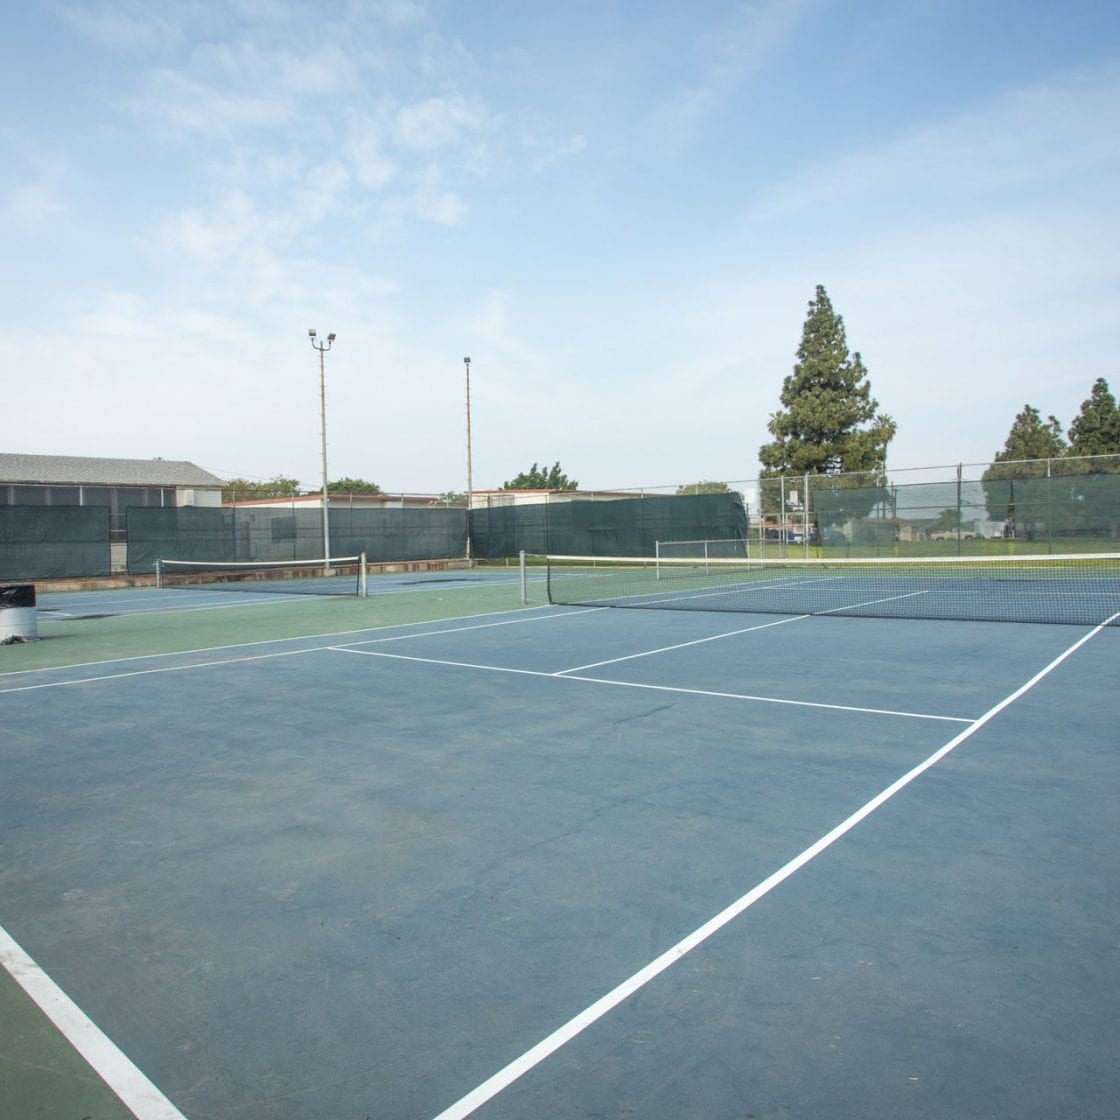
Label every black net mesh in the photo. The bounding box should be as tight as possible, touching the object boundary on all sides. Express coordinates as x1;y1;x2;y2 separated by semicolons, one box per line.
546;553;1120;626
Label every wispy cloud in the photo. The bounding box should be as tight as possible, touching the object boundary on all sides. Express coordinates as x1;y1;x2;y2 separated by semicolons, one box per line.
73;291;158;338
57;0;193;52
524;131;587;174
743;61;1120;228
0;141;69;228
411;165;467;225
652;0;820;149
129;68;294;134
157;192;262;263
393;93;488;150
344;117;399;189
2;179;67;226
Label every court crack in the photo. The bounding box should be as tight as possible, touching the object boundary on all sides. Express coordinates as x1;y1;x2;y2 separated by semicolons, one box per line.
610;702;675;724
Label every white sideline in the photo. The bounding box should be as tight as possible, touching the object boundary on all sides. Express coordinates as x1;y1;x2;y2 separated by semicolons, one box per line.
0;925;187;1120
426;612;1118;1120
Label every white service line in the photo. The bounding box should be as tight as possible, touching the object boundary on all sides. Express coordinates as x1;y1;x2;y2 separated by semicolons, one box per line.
327;647;974;723
0;926;188;1120
817;590;930;614
559;673;973;722
426;612;1118;1120
338;608;603;649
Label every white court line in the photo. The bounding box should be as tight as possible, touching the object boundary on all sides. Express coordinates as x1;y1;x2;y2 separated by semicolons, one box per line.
560;673;973;723
594;574;836;609
0;926;187;1120
817;590;929;614
427;610;1119;1120
337;608;603;649
0;646;325;693
0;605;568;687
557;613;810;673
327;647;973;723
38;594;311;620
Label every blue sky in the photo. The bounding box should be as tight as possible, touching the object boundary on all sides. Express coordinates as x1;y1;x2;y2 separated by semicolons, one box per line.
3;0;1118;493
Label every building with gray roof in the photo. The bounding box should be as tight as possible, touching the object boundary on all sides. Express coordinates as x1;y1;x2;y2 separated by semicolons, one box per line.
0;453;224;489
1;453;225;571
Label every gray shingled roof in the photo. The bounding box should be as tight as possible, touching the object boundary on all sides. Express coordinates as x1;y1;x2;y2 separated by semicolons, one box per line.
0;453;225;487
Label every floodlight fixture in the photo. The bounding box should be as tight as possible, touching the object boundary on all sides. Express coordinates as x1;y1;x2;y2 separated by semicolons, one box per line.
308;328;316;338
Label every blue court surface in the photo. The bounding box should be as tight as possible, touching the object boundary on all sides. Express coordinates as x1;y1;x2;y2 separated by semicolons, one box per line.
2;590;1119;1119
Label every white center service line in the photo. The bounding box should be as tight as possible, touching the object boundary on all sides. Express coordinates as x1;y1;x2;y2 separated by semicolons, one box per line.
327;647;974;723
556;612;810;673
425;611;1118;1120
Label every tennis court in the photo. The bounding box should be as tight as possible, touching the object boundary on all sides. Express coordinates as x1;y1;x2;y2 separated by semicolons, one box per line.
2;563;1119;1119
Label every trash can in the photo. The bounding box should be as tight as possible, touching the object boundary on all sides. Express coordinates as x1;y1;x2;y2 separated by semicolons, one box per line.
0;584;38;643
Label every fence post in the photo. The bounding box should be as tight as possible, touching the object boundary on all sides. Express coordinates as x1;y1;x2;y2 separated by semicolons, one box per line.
1046;457;1054;554
956;463;963;556
780;477;787;556
804;472;811;558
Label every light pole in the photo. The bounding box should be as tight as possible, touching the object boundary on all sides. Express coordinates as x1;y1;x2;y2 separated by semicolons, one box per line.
309;329;336;567
464;356;473;562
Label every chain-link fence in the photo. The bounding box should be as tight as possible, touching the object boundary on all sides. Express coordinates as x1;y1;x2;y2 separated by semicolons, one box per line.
4;457;1119;580
718;454;1120;558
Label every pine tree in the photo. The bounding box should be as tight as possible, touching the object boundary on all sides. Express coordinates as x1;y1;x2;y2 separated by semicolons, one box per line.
758;286;895;526
1068;378;1120;458
1065;378;1120;539
981;406;1067;529
989;405;1067;464
759;285;895;476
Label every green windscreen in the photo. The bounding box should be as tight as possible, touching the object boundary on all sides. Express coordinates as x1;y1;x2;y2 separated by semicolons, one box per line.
0;506;110;579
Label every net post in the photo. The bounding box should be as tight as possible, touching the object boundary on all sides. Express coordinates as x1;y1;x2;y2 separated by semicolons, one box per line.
519;550;527;605
359;552;368;597
155;559;163;589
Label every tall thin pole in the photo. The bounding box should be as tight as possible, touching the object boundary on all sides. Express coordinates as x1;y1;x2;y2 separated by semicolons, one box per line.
464;356;473;562
319;345;329;566
309;329;336;568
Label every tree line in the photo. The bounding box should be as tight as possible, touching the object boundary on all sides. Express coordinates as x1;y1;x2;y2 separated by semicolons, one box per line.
985;382;1120;467
756;284;1120;480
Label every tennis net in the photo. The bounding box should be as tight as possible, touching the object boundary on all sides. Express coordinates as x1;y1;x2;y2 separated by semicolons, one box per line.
544;553;1120;626
156;555;368;597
